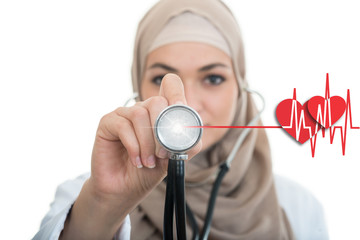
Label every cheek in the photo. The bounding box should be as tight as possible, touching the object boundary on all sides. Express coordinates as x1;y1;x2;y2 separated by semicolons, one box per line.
201;83;238;148
206;86;238;125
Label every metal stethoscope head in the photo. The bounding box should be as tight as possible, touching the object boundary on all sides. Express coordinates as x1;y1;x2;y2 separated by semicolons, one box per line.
154;104;203;160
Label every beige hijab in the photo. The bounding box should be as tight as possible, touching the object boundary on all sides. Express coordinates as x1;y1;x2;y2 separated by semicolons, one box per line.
130;0;294;239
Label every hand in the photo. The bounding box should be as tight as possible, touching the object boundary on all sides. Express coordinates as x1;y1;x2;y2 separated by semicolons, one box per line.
59;73;202;240
90;72;202;205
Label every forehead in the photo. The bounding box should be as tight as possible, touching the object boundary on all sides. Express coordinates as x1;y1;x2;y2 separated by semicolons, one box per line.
145;42;232;69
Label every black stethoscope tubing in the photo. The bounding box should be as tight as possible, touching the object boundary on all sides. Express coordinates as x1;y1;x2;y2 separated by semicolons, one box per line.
164;160;229;240
164;159;187;240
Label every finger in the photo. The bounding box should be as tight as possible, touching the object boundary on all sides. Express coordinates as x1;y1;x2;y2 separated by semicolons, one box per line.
159;73;187;105
98;113;141;168
141;96;169;159
116;106;156;168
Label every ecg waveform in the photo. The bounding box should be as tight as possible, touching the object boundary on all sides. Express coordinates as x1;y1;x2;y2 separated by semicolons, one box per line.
279;88;317;144
309;76;359;157
187;74;359;157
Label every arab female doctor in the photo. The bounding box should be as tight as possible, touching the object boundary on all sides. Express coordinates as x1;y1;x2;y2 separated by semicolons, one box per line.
34;0;328;239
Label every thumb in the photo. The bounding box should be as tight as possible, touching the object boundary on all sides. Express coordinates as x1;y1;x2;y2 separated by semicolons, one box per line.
159;73;187;105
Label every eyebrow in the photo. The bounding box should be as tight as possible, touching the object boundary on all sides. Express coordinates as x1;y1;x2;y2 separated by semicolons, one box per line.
149;62;229;72
149;63;178;72
198;63;229;72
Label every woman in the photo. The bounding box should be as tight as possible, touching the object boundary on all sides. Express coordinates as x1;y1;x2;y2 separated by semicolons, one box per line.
34;0;328;239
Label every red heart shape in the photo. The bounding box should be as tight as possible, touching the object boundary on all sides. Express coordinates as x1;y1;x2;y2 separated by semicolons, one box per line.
276;99;320;144
307;96;346;129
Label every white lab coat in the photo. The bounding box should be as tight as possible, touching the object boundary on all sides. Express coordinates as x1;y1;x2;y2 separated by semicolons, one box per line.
33;173;329;240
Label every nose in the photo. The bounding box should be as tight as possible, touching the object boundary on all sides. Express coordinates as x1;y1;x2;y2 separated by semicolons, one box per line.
183;82;203;114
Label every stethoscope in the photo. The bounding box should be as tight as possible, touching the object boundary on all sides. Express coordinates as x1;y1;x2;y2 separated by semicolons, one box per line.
124;88;265;240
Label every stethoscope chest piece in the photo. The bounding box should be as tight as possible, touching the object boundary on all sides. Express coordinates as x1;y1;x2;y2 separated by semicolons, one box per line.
155;104;203;158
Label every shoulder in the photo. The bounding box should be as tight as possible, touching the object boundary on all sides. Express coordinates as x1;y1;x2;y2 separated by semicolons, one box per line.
42;172;90;225
274;174;329;240
34;172;91;239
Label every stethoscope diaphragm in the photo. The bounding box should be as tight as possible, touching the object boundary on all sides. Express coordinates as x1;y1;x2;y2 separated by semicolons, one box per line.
154;104;203;156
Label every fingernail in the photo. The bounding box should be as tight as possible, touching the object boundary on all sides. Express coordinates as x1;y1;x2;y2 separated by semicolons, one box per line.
159;147;168;158
175;101;184;105
147;155;156;168
136;156;143;168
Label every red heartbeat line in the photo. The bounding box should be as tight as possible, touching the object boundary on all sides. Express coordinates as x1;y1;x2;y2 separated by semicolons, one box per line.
187;126;282;128
310;77;359;157
186;74;359;157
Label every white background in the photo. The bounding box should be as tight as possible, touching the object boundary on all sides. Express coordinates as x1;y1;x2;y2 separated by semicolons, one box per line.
0;0;359;239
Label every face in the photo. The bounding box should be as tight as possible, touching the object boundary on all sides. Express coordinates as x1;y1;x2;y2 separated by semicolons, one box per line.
141;42;239;151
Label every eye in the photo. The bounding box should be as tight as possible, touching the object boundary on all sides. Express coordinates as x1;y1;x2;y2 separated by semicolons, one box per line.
204;75;225;85
151;75;164;86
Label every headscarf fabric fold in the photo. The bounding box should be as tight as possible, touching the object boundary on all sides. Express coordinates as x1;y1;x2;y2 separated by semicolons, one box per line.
130;0;294;239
